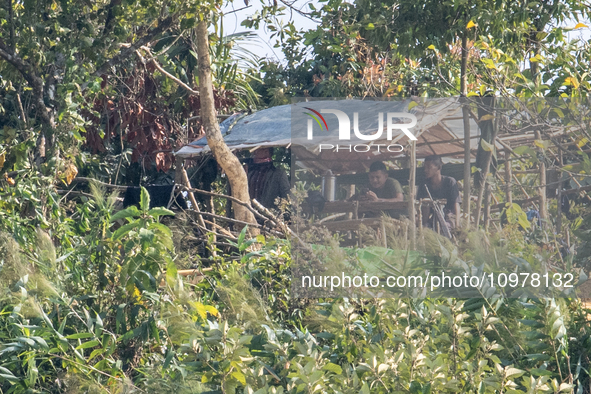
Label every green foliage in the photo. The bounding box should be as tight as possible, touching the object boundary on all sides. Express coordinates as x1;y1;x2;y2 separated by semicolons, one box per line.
0;173;591;393
3;0;591;392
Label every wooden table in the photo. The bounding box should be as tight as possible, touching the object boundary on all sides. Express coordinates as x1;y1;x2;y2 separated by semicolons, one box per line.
321;200;409;218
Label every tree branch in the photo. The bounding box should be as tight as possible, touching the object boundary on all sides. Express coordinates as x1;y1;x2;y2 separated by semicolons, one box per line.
83;15;176;89
0;40;53;130
138;46;198;95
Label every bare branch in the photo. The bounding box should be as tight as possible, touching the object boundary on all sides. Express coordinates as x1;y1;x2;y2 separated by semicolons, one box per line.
139;46;199;95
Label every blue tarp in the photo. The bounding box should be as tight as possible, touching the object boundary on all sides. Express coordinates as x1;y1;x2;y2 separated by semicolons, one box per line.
175;99;480;163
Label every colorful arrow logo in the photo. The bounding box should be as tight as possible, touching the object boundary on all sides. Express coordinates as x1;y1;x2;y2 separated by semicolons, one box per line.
304;107;328;131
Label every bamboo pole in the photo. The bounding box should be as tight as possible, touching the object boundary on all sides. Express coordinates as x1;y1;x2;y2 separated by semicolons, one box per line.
483;184;491;231
535;130;548;222
408;140;417;249
461;33;471;228
557;150;563;236
504;148;512;205
462;103;471;227
474;137;497;228
181;166;207;229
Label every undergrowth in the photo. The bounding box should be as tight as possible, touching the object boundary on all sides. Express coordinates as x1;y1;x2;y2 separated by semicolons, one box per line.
0;179;590;393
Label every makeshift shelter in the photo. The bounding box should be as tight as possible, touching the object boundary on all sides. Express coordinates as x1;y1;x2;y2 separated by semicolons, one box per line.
175;98;483;171
175;98;588;238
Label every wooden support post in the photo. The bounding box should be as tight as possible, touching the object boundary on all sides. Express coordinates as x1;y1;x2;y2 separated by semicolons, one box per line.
462;100;471;228
504;148;512;205
557;150;563;236
348;184;355;220
474;135;497;228
181;166;207;230
408;140;417;250
483;183;491;231
175;156;183;185
535;130;548;223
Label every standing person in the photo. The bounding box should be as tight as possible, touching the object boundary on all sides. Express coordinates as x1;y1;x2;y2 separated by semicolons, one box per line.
247;147;290;211
417;155;461;230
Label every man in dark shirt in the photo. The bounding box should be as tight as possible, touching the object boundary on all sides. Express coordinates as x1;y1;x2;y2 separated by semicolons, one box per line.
247;147;290;211
350;161;404;217
417;155;461;229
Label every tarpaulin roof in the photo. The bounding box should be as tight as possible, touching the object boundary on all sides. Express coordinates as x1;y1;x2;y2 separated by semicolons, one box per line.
176;98;554;173
175;105;294;157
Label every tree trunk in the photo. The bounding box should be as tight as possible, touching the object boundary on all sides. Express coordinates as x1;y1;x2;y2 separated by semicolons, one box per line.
195;20;256;227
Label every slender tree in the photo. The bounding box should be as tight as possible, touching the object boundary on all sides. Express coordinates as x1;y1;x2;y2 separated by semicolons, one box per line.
195;18;257;226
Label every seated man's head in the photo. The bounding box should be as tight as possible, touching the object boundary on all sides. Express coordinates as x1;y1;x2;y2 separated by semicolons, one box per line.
368;161;389;189
424;155;443;179
253;147;273;164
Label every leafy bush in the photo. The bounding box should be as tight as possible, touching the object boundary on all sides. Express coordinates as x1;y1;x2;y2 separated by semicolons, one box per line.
1;178;591;393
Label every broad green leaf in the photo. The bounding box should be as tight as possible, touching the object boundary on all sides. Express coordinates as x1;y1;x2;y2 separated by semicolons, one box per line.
0;367;19;384
139;227;155;244
559;383;574;392
231;371;246;385
112;221;141;240
32;336;49;350
192;301;209;319
111;206;140;221
66;332;94;340
237;225;247;249
166;260;178;287
205;305;219;317
76;340;100;350
480;139;494;152
140;187;150;211
163;349;175;369
323;362;343;374
360;382;370;394
505;367;525;378
577;137;588;148
148;207;175;217
88;348;105;362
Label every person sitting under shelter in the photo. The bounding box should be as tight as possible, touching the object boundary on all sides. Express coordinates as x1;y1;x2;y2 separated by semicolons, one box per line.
417;155;461;230
349;161;404;217
247;147;290;211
